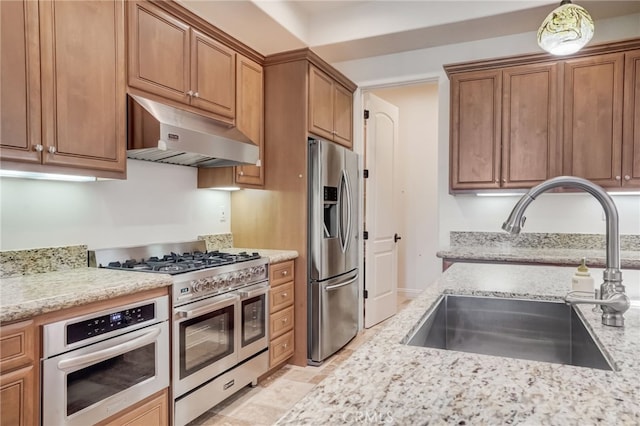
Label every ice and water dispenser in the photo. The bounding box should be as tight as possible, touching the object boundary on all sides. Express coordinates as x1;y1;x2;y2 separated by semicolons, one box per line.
323;186;338;238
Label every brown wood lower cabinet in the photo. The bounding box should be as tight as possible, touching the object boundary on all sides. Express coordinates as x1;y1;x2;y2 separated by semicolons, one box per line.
0;319;36;426
0;365;35;426
270;331;295;367
97;388;169;426
269;260;295;368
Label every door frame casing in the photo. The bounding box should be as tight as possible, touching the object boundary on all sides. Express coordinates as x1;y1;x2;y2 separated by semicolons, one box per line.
354;74;440;329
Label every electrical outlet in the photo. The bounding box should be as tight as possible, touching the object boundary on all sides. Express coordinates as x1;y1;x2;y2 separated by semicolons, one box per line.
220;206;226;222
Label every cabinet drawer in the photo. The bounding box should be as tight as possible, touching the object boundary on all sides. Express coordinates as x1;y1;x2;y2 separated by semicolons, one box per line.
0;320;35;374
269;330;294;367
269;261;294;287
270;281;293;314
98;388;168;426
270;305;294;339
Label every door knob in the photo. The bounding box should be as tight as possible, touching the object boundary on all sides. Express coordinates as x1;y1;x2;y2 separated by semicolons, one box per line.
394;233;402;243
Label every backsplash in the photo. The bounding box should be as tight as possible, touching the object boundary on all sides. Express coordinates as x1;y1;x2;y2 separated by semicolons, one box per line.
0;234;236;279
450;232;640;251
197;233;234;251
0;245;88;278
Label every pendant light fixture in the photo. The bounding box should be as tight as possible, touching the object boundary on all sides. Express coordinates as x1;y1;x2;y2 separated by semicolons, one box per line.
537;0;594;55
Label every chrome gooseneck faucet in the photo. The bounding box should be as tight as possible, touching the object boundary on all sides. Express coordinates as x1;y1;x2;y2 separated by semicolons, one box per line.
502;176;629;327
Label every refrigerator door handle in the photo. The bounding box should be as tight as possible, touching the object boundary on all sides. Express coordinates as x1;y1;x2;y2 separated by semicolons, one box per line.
325;274;359;291
339;169;353;253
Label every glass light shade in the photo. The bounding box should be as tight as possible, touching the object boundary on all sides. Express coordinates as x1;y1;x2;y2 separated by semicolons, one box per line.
537;2;594;55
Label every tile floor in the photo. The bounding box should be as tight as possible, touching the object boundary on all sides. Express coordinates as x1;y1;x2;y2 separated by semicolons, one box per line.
189;295;413;426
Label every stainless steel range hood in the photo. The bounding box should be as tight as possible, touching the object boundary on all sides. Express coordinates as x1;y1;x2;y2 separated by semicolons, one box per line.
127;94;259;167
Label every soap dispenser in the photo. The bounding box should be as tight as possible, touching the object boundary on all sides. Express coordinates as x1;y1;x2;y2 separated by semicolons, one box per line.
571;258;595;292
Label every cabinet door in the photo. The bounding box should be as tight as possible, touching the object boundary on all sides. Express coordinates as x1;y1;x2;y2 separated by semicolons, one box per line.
190;29;235;118
333;83;353;149
563;53;624;187
0;365;35;426
127;1;190;104
39;0;126;175
0;0;41;164
502;63;560;188
623;49;640;189
450;70;502;190
309;65;335;141
235;54;264;186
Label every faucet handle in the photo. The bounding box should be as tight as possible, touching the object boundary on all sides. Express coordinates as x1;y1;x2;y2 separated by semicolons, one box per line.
593;288;601;313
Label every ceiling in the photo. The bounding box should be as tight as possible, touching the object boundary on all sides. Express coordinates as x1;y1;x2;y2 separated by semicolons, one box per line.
177;1;640;63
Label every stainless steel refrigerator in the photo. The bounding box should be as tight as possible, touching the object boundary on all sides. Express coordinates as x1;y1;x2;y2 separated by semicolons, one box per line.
308;138;359;365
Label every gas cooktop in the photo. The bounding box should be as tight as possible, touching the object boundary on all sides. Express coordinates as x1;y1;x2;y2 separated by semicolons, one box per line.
88;241;260;275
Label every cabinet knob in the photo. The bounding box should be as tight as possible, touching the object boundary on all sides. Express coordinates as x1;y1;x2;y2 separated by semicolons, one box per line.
615;175;621;181
502;178;506;183
34;144;43;152
194;92;199;98
239;171;244;176
624;175;631;181
187;90;194;97
283;343;288;349
281;293;287;298
48;146;56;154
282;318;288;323
282;270;288;276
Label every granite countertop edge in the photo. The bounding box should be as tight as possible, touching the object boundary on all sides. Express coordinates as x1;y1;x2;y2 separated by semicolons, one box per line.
0;249;298;324
277;263;640;425
437;247;640;269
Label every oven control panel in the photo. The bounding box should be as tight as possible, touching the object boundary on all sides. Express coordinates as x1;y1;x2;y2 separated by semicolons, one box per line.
66;303;156;344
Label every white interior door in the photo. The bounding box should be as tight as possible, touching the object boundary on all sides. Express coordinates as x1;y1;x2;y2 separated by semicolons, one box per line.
364;93;400;328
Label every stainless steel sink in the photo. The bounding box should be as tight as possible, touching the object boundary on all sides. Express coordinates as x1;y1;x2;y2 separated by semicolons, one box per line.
406;295;613;370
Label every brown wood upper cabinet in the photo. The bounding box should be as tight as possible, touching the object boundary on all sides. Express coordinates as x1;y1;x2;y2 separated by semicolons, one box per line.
128;1;236;122
563;53;625;188
563;50;640;189
197;54;265;188
447;39;640;192
309;65;353;149
449;63;560;191
623;49;640;188
1;0;127;179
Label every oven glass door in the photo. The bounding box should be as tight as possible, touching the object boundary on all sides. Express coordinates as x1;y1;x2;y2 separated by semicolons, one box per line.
241;294;266;346
180;304;235;379
67;343;155;415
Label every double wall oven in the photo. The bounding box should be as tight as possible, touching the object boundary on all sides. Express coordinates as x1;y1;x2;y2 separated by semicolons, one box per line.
89;241;270;426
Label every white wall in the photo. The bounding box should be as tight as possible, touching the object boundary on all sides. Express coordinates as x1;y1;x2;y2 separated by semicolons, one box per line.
337;14;640;256
370;83;440;295
0;160;231;250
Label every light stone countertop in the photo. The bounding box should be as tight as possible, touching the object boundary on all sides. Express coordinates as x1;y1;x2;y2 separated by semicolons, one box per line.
226;248;299;265
277;263;640;425
0;268;173;323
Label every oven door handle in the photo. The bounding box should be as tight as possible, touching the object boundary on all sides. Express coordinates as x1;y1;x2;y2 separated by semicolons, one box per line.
239;283;270;299
56;327;161;373
175;293;237;319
